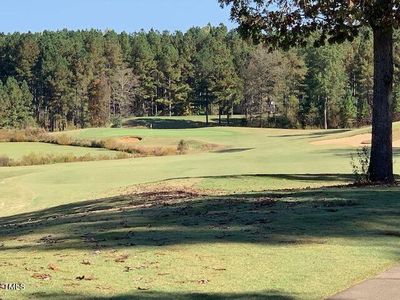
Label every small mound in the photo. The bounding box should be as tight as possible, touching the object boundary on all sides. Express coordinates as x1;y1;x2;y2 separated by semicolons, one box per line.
312;133;400;147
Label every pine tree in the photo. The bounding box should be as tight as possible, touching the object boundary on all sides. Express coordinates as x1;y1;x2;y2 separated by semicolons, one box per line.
304;43;348;128
131;32;157;116
0;77;33;128
354;30;374;125
88;76;111;127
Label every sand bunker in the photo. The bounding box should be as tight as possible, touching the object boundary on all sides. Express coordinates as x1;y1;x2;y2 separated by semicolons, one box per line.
312;133;400;147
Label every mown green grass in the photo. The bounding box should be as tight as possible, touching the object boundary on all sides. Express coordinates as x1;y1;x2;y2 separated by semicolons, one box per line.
1;123;400;216
0;125;365;216
0;142;120;160
0;187;399;299
0;118;400;299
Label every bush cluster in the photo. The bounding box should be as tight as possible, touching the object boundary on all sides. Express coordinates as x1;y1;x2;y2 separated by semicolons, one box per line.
0;128;47;142
102;138;177;157
0;129;193;164
0;152;131;167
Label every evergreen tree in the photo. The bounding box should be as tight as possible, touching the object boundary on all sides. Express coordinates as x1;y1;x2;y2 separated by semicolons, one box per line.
0;77;33;128
131;32;157;115
88;76;111;127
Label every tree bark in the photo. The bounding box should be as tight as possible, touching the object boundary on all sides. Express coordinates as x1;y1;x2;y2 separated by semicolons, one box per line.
369;26;394;183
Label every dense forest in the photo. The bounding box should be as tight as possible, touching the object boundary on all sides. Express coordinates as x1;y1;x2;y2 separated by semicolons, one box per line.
1;25;400;131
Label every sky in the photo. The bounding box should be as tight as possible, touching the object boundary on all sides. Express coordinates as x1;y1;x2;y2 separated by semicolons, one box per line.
0;0;236;33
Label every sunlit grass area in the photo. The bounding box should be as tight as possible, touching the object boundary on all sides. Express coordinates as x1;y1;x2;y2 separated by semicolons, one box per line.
0;117;400;299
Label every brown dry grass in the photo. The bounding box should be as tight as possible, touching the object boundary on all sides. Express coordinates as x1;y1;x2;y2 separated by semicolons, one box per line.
0;152;132;167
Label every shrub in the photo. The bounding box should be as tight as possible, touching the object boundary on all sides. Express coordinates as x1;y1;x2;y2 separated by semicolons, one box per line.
24;127;47;140
90;140;105;148
0;128;47;142
54;134;73;145
111;116;123;128
9;130;27;142
19;153;48;165
115;152;132;159
12;151;131;166
177;140;190;154
0;155;12;167
103;138;121;151
350;146;370;184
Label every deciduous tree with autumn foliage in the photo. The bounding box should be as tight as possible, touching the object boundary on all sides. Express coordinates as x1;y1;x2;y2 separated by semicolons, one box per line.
219;0;399;183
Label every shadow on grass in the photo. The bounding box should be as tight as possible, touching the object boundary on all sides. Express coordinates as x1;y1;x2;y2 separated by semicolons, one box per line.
317;148;400;158
210;117;246;127
124;118;207;129
272;129;351;139
124;116;246;129
30;290;295;300
0;174;400;254
166;173;354;183
213;148;255;153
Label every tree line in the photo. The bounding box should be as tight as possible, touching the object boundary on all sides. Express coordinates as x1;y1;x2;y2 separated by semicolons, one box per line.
0;25;399;130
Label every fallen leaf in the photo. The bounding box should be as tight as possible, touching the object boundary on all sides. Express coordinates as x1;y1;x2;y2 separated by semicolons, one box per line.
48;264;60;271
198;279;209;284
76;275;96;281
115;255;129;263
124;266;133;272
32;273;51;280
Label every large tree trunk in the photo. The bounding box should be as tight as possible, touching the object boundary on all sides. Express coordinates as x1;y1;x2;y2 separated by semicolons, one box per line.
369;26;394;183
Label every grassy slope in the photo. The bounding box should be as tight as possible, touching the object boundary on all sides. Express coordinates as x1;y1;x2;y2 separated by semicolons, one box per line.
0;142;120;160
0;126;373;216
0;119;400;299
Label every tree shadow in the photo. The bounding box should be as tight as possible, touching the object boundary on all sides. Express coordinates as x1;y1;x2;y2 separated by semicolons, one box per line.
124;116;246;129
272;129;351;139
162;173;353;185
317;148;400;158
0;177;399;254
124;118;207;129
213;148;255;153
29;290;296;300
210;117;246;127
